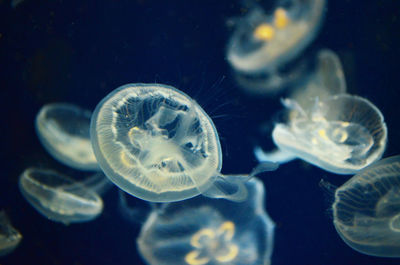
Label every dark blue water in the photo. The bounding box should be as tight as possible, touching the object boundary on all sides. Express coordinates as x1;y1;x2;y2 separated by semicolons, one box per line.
1;0;400;264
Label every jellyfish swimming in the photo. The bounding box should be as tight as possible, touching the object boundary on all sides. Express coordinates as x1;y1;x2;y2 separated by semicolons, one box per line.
332;155;400;257
137;178;275;265
36;103;99;171
226;0;326;94
0;211;22;256
257;93;387;174
90;83;277;203
19;168;108;224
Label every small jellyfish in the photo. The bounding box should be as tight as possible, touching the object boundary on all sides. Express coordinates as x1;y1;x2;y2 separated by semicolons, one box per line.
0;211;22;256
332;155;400;257
227;0;326;93
36;103;99;171
90;83;277;202
137;178;275;265
258;93;387;174
19;168;107;224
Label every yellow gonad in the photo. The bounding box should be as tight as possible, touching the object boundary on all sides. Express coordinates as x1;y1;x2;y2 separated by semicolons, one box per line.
185;221;239;265
274;8;290;29
253;8;290;41
253;24;275;41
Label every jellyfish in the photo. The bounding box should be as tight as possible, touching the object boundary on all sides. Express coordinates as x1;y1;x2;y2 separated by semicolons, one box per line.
137;178;275;265
36;103;99;171
0;211;22;256
226;0;326;94
90;83;277;203
257;93;387;174
332;155;400;257
19;168;110;224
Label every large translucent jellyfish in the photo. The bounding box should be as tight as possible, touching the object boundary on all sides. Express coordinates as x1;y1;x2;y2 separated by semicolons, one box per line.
226;0;326;93
137;178;275;265
0;211;22;256
36;103;99;171
332;155;400;257
257;93;387;174
90;83;277;202
19;168;109;224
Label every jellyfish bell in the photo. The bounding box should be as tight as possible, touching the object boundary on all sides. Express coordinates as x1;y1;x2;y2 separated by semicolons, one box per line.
0;211;22;256
270;94;387;174
227;0;326;74
19;168;105;225
35;103;99;171
90;83;277;203
137;178;275;265
332;155;400;257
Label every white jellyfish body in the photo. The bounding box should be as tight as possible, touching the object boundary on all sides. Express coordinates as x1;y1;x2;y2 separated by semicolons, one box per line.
272;94;386;174
19;168;105;224
332;155;400;257
137;178;275;265
90;83;277;203
0;211;22;256
35;103;99;171
226;0;326;94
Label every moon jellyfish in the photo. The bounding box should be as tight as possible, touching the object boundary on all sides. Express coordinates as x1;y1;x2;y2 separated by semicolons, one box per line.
0;211;22;256
137;178;275;265
19;168;107;224
227;0;326;94
36;103;99;171
90;83;277;202
332;155;400;257
266;94;386;174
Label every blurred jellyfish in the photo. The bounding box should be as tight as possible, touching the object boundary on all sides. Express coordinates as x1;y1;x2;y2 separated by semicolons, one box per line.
0;211;22;256
90;83;277;203
19;168;110;224
227;0;326;94
36;103;99;171
288;49;347;108
332;155;400;257
137;178;275;265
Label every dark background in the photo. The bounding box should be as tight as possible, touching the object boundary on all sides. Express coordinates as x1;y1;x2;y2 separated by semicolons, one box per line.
1;0;400;264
